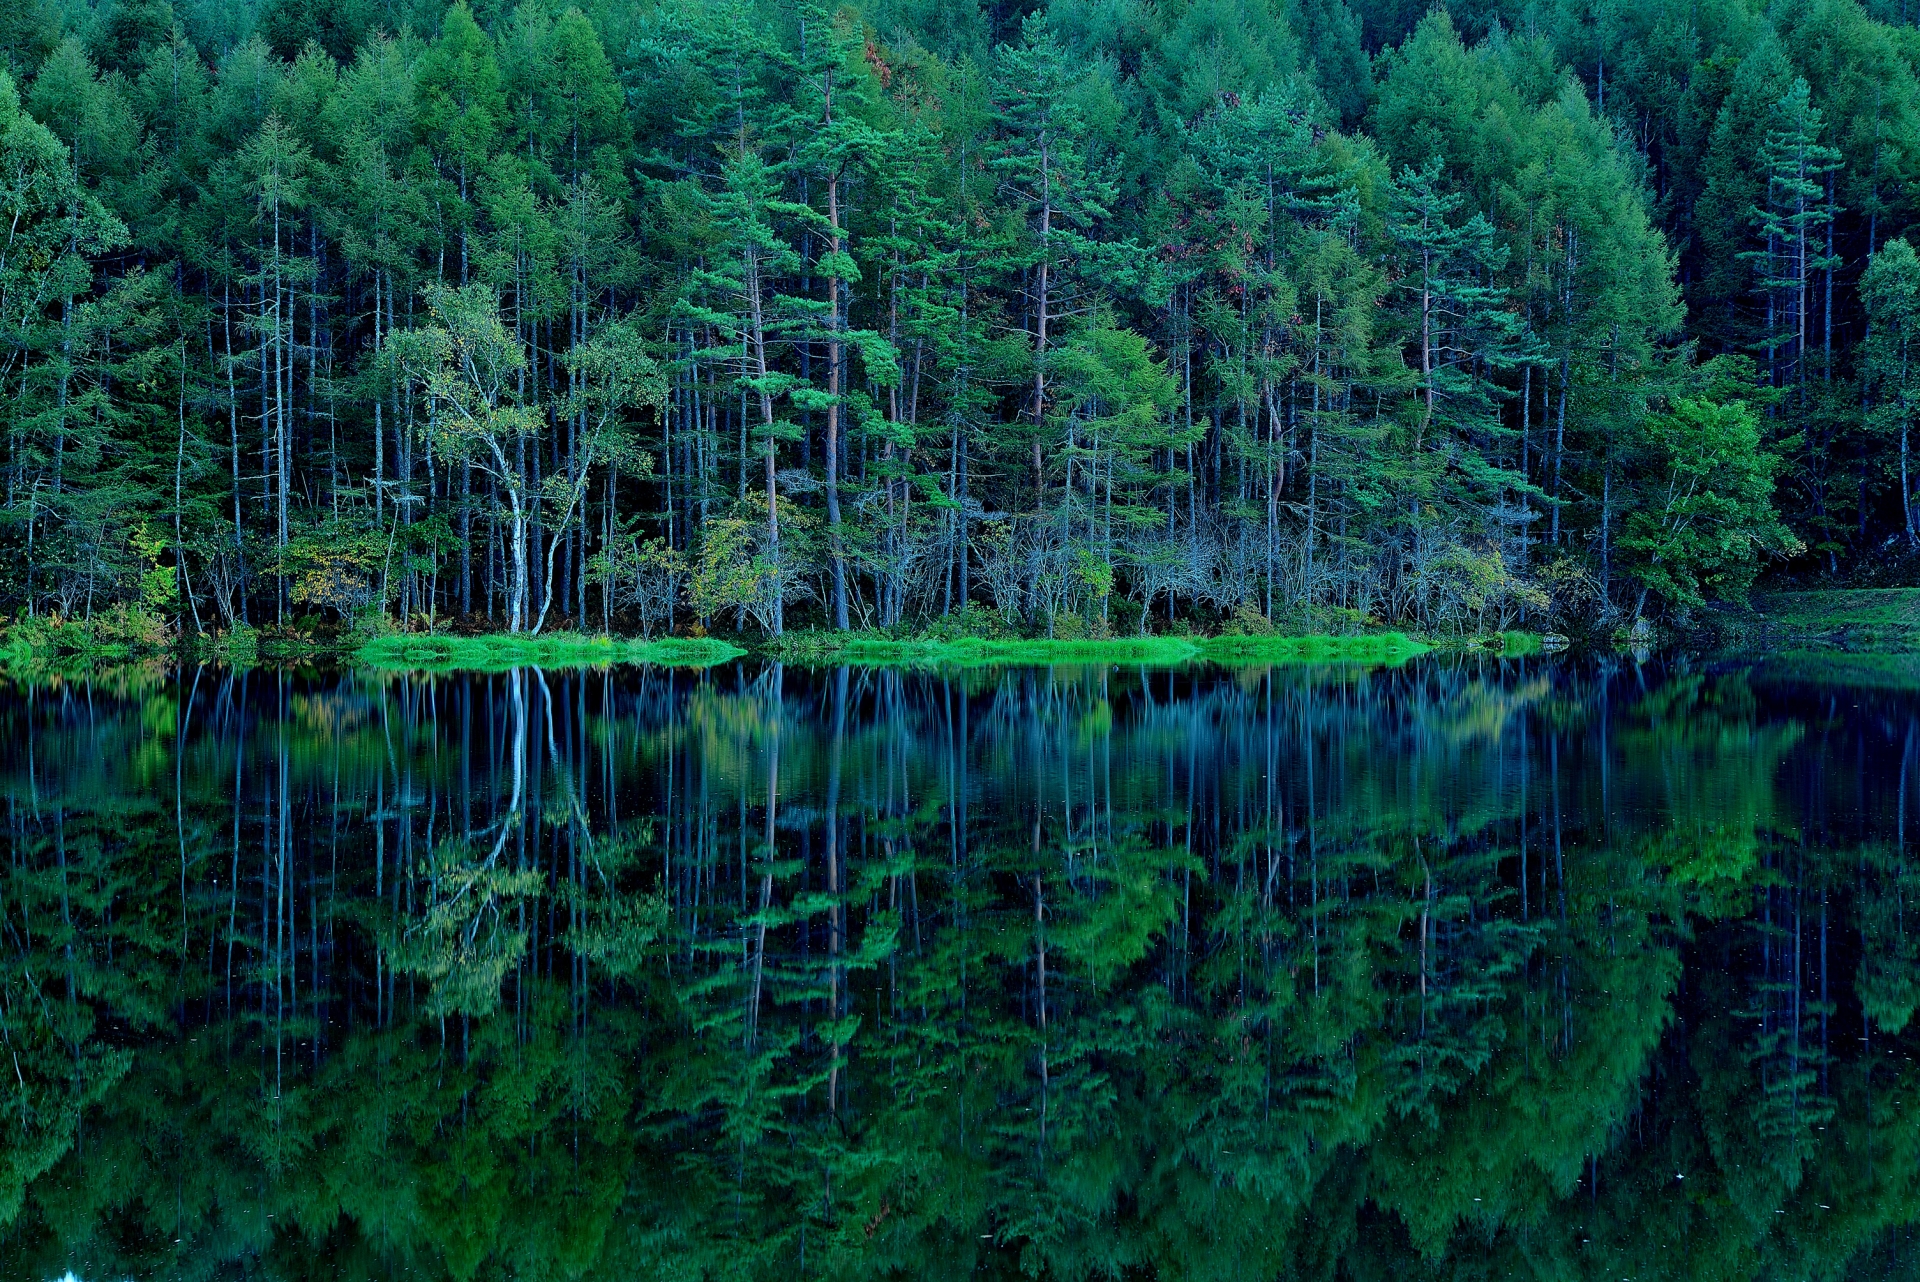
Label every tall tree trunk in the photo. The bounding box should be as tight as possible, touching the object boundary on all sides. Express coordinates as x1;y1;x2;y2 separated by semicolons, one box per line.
1032;135;1052;511
745;244;782;636
824;148;850;630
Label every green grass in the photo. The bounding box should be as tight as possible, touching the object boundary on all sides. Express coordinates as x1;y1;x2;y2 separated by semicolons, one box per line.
765;629;1431;668
1737;588;1920;650
354;633;746;673
1191;632;1429;665
769;633;1200;666
1752;587;1920;626
1494;630;1544;657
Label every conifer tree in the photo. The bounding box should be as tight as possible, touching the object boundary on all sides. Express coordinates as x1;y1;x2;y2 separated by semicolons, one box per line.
1863;238;1920;545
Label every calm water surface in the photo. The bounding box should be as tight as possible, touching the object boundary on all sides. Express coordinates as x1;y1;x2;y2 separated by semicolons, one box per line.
1;654;1917;1280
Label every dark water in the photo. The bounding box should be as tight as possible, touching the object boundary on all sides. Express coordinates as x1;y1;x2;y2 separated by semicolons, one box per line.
1;655;1918;1280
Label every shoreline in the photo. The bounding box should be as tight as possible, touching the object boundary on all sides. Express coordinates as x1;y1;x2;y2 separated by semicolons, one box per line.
758;630;1444;667
351;634;748;672
0;624;1562;677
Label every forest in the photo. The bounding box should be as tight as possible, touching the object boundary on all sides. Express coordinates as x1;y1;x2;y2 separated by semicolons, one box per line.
1;0;1918;642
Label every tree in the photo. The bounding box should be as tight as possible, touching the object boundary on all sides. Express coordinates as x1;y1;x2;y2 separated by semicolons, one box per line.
1618;397;1796;612
0;68;128;615
1862;238;1920;547
532;318;663;633
1746;77;1842;393
682;149;810;637
415;1;503;287
387;283;543;629
1387;160;1528;529
992;15;1118;513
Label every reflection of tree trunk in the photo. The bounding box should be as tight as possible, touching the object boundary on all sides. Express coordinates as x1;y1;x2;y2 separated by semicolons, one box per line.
1307;680;1318;992
486;670;527;865
1520;715;1530;923
177;667;200;953
276;726;289;1098
743;238;783;636
229;701;243;1015
825;158;849;630
375;770;384;1029
1820;890;1830;1094
747;871;771;1047
1418;845;1430;1039
748;705;779;1047
1901;719;1913;852
1552;733;1565;921
826;666;846;1109
1552;731;1569;1054
1034;817;1048;1153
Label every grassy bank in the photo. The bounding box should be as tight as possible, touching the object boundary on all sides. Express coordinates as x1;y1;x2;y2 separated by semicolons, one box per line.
764;629;1443;668
0;626;747;680
1721;588;1920;651
1192;631;1431;665
0;612;1545;679
353;633;746;672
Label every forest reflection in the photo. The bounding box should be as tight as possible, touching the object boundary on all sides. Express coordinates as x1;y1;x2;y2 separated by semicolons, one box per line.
1;657;1918;1280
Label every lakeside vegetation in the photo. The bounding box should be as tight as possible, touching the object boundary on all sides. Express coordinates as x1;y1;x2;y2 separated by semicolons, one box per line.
354;631;746;670
0;614;745;672
1704;585;1920;653
762;628;1436;667
0;615;1461;674
0;604;1572;677
9;0;1920;656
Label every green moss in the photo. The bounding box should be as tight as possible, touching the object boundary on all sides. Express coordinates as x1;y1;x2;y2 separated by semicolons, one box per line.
354;633;746;673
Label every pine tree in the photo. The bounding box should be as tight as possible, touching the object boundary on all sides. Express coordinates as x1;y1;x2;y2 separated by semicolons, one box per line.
1746;77;1842;394
992;15;1116;516
0;68;128;613
1863;238;1920;546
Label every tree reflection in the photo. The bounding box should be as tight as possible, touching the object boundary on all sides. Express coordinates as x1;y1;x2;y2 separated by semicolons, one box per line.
0;658;1915;1279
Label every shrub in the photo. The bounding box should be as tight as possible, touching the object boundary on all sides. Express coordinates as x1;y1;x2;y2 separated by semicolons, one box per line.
3;605;171;660
1219;600;1276;637
920;607;1015;641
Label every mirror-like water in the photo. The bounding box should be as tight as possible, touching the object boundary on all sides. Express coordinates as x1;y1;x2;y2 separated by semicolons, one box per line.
0;656;1916;1280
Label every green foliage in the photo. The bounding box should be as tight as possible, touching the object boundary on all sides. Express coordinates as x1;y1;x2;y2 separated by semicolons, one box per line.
1864;237;1920;546
1618;398;1798;608
7;0;1920;650
687;512;796;635
195;619;258;664
1;603;171;667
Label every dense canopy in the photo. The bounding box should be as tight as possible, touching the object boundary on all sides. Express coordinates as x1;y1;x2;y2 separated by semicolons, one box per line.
4;0;1915;641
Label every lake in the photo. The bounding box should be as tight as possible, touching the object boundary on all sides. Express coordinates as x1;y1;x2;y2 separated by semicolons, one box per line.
1;653;1917;1280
